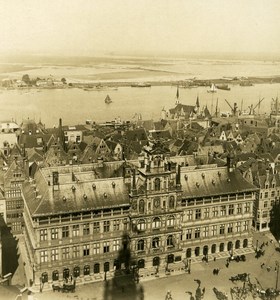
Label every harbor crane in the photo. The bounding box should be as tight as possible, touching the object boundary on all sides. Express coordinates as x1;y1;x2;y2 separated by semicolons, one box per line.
248;97;264;115
225;99;238;116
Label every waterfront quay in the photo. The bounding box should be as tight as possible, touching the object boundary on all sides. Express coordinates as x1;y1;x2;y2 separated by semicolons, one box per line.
1;230;280;300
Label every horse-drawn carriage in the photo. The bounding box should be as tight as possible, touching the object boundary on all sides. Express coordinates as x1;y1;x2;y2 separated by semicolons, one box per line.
52;279;76;293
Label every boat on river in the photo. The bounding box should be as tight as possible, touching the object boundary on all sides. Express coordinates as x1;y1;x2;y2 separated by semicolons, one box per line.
105;95;112;104
216;84;231;91
207;83;217;93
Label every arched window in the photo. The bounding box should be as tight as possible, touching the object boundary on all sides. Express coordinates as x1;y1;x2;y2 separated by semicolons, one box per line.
139;199;145;213
154;197;160;208
93;263;100;274
84;265;90;275
114;259;121;270
227;241;233;252
203;245;208;256
166;215;175;227
235;240;240;249
137;219;146;231
41;272;48;283
138;259;145;269
153;256;160;266
167;254;174;263
195;247;200;257
152;217;161;229
186;248;192;258
243;239;248;248
167;235;174;247
137;239;145;251
52;270;59;281
152;237;160;248
155;178;161;191
63;268;70;279
104;262;110;272
211;244;216;254
73;266;80;278
169;196;175;209
219;243;224;252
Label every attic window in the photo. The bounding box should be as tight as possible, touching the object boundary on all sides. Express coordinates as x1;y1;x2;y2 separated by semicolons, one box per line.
104;193;107;198
83;194;87;199
202;173;205;179
184;175;188;180
71;185;76;191
196;182;200;187
112;182;116;188
92;184;96;190
62;196;66;202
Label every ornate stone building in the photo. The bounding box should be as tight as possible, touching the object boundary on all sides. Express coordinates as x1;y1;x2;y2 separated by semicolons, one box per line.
21;144;257;289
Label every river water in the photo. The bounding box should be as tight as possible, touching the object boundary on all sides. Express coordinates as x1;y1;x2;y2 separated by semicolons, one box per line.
0;83;279;127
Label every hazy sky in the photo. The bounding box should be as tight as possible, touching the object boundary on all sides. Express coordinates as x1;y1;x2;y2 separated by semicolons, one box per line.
0;0;280;56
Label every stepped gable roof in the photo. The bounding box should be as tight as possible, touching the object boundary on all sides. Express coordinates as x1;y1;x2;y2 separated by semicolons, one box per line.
22;167;129;217
258;172;280;189
180;166;257;199
169;104;195;115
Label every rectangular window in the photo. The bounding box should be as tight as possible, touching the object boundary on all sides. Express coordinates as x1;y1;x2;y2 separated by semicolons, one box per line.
237;203;242;214
186;210;193;220
211;225;217;236
72;245;79;258
236;222;241;232
51;228;58;240
220;205;226;216
194;228;200;239
51;249;58;261
204;208;210;219
103;220;110;232
264;192;268;198
228;204;234;215
244;221;249;231
228;223;233;233
186;229;192;240
103;241;110;253
195;209;201;220
83;244;90;256
62;226;69;238
72;224;79;237
113;220;120;231
212;207;218;217
219;224;225;235
203;226;209;237
62;247;70;259
264;201;268;208
83;223;90;235
113;240;120;251
40;250;48;263
93;221;100;232
40;229;47;241
244;203;250;213
93;243;100;254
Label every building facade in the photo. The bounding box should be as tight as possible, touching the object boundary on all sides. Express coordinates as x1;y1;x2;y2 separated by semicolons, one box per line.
22;148;257;289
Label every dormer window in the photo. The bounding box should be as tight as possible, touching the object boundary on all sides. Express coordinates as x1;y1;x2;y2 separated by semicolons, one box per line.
92;184;96;190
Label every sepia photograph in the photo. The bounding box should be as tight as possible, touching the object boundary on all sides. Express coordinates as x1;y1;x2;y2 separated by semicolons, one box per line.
0;0;280;299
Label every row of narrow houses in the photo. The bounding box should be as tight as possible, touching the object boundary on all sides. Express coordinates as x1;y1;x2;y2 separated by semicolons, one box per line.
21;142;258;289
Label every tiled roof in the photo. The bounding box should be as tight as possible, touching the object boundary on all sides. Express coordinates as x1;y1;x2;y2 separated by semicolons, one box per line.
180;166;257;198
22;171;130;217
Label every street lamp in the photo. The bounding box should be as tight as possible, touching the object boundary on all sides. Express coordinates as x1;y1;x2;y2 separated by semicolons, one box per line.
275;261;279;291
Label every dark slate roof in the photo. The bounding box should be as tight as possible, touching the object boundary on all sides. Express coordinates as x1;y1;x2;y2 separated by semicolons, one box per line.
169;104;195;117
22;170;129;217
180;166;257;199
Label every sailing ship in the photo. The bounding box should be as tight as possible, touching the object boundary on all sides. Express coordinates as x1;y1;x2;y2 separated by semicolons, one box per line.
216;84;231;91
207;84;217;93
105;95;112;104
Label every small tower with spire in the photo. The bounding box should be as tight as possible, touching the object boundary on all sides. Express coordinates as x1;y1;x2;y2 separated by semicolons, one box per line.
175;86;180;105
